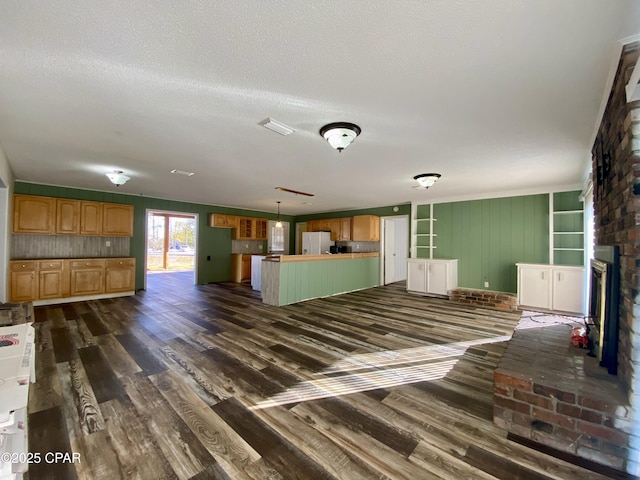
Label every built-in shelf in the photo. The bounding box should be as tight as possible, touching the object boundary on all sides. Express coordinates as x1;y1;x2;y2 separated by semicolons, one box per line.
550;192;584;267
413;204;437;258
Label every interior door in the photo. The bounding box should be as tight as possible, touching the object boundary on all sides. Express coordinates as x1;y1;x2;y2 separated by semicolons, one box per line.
384;216;408;284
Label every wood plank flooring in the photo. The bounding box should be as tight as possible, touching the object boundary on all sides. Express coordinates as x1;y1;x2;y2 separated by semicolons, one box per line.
26;272;619;479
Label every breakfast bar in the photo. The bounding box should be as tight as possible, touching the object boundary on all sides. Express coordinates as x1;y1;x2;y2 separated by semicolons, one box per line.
261;253;380;306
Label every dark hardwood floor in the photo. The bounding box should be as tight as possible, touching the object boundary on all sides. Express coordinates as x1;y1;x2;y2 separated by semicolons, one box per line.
27;272;616;479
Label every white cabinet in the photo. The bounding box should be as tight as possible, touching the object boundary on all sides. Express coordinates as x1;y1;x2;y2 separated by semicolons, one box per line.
516;263;584;314
407;259;458;296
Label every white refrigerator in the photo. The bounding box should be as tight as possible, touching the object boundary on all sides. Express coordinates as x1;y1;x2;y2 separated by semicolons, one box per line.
302;232;332;255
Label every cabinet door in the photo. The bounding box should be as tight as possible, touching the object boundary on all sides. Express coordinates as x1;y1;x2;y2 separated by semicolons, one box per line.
105;259;135;293
552;268;584;313
307;220;319;232
518;266;551;309
242;256;251;281
340;218;352;240
102;203;134;236
70;269;104;296
254;219;268;240
13;195;55;234
39;270;64;299
234;218;253;239
427;261;449;296
10;264;38;302
329;219;341;241
56;199;80;234
352;215;380;241
407;260;427;293
80;201;103;235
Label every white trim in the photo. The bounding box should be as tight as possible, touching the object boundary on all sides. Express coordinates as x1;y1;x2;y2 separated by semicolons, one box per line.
33;291;134;306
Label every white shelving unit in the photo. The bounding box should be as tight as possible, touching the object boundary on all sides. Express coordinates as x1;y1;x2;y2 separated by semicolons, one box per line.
550;193;585;267
413;203;437;259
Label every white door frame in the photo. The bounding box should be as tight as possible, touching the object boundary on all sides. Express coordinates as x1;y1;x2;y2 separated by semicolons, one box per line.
380;215;409;285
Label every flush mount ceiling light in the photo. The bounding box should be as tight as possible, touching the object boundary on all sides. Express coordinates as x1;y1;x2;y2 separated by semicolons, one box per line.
413;173;441;190
319;122;361;152
259;118;296;136
106;170;130;187
275;201;283;229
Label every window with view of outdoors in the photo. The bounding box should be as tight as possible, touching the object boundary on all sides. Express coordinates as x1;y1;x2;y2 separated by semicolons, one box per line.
269;221;289;253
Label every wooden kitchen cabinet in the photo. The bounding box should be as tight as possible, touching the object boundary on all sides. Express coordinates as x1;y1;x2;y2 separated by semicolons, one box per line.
351;215;380;241
329;219;342;241
10;261;38;302
105;258;136;293
38;260;68;299
79;201;103;235
56;199;80;234
254;219;268;240
13;195;56;234
209;213;238;228
340;218;352;241
242;255;251;281
70;259;105;296
307;220;319;232
234;218;254;239
102;203;134;236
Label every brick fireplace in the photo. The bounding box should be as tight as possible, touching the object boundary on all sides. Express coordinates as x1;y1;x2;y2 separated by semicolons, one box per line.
493;42;640;475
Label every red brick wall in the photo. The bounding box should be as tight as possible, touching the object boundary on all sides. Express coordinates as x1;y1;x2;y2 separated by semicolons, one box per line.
591;42;640;404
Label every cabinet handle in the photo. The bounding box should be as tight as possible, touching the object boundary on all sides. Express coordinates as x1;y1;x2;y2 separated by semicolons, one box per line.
22;264;26;268
119;261;123;265
541;271;545;280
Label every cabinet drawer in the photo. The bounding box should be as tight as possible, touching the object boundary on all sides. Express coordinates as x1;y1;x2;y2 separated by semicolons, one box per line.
106;258;135;268
10;261;37;271
38;260;64;271
70;259;106;269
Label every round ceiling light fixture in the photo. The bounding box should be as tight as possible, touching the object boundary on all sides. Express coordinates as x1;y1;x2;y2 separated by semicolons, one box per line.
319;122;361;152
413;173;441;190
106;170;130;187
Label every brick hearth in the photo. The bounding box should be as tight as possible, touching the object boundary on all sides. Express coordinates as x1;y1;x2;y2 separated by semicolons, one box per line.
449;288;518;311
494;314;635;471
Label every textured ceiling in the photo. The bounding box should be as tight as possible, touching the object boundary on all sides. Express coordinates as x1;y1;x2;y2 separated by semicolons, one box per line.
0;1;638;215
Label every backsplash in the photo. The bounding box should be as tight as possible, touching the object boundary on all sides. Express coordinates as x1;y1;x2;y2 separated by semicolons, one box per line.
231;239;266;254
11;235;130;259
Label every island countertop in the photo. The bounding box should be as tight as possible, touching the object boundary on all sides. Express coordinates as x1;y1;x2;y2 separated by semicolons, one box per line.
264;252;379;263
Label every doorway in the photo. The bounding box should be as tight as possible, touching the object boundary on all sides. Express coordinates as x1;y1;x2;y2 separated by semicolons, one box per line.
381;216;409;284
145;210;198;288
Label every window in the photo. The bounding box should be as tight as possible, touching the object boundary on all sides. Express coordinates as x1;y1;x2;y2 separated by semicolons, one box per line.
268;221;289;253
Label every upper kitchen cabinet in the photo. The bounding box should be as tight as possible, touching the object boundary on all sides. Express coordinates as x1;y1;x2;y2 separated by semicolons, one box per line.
234;217;254;240
339;218;352;241
254;219;268;240
329;219;341;241
13;194;56;234
102;203;134;236
56;199;80;234
351;215;380;241
208;213;238;228
79;201;103;235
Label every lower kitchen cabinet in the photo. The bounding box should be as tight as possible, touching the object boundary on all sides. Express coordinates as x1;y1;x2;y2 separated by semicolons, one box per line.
105;258;136;292
70;259;106;296
10;257;135;303
407;258;458;296
38;260;68;299
10;261;38;302
231;254;252;282
516;263;584;314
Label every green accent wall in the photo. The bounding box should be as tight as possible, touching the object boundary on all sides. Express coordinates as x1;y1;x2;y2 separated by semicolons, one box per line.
13;182;294;289
430;194;550;293
278;257;380;305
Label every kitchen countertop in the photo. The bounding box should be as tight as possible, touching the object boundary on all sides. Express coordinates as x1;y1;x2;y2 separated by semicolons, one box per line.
264;252;379;263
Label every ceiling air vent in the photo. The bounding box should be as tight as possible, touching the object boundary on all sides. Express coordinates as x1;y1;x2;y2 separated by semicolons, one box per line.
170;169;195;176
259;118;296;136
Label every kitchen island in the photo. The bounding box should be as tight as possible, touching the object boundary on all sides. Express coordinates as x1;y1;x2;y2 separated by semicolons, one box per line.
261;253;380;306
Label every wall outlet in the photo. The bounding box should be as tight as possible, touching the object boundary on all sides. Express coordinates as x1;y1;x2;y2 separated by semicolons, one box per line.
105;241;111;247
245;244;249;249
355;244;360;250
484;281;489;288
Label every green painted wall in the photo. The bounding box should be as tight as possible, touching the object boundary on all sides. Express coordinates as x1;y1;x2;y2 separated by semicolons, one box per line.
429;194;550;293
278;257;380;305
13;182;294;288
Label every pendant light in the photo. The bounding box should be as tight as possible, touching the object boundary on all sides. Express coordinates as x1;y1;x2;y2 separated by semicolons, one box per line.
275;201;283;228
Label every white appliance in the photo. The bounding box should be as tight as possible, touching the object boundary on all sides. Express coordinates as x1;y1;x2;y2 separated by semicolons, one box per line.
302;232;332;255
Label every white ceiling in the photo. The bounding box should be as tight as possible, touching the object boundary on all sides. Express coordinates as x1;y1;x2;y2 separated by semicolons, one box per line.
0;1;638;215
